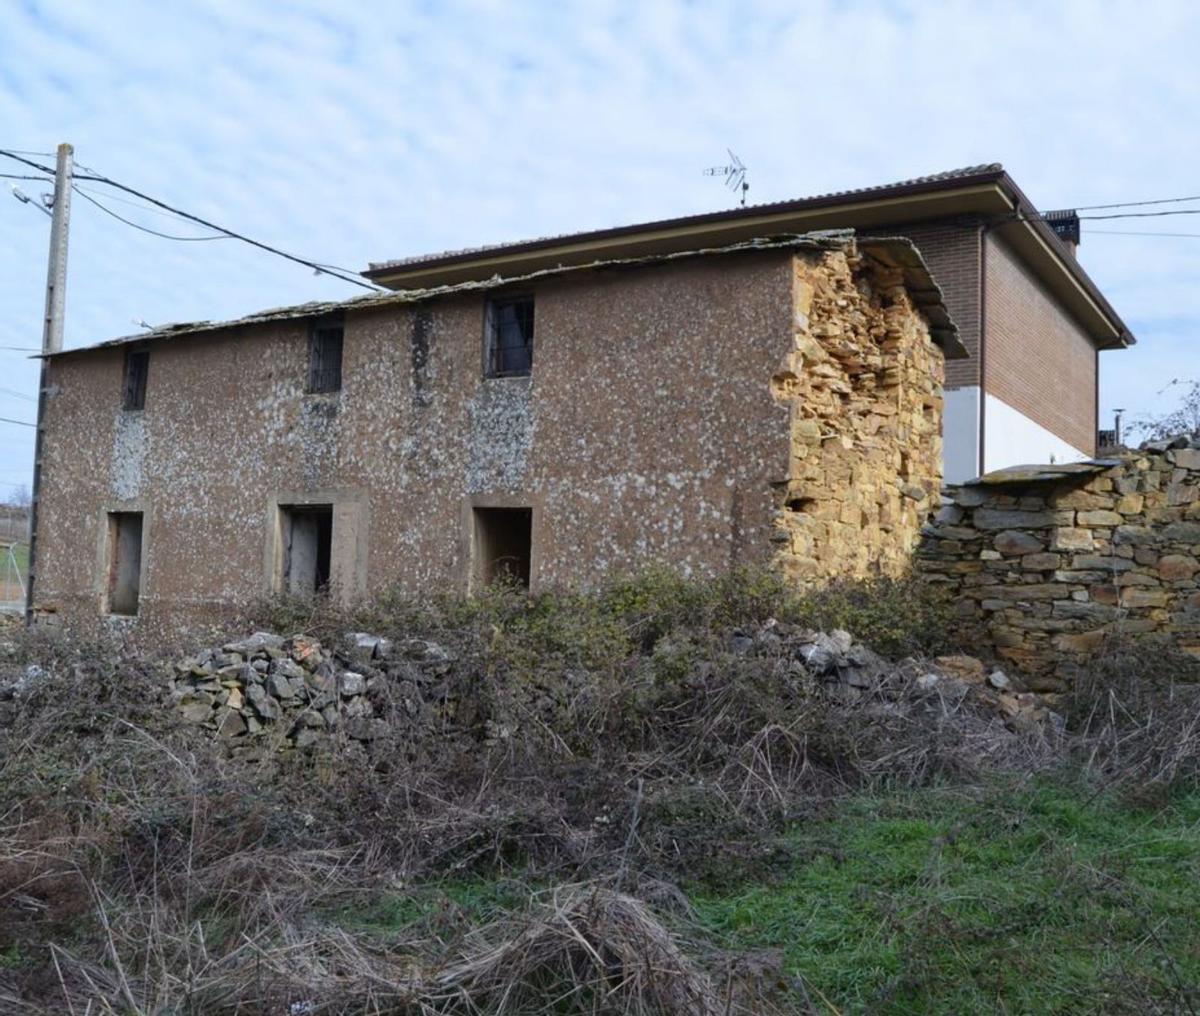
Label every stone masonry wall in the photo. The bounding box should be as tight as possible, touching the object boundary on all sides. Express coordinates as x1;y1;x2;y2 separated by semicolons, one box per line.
771;251;945;583
35;236;951;634
918;437;1200;685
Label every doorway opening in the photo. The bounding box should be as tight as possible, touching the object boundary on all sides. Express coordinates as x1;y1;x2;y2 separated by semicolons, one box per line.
280;504;333;595
106;511;144;615
473;507;532;589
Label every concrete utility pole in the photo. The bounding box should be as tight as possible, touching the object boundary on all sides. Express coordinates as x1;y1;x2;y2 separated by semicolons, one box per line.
25;142;73;623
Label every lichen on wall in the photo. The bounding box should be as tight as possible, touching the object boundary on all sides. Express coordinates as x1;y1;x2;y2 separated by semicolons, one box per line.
770;249;945;583
34;235;953;635
467;377;534;493
110;410;147;501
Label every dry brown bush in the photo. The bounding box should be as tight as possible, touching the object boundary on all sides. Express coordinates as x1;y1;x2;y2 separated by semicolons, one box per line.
0;579;1181;1013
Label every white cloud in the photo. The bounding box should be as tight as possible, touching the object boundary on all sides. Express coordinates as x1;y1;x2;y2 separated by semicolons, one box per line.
0;0;1197;493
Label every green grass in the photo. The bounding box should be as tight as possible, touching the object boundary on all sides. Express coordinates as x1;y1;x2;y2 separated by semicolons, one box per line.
691;780;1200;1014
1;541;26;601
322;780;1200;1013
327;877;536;941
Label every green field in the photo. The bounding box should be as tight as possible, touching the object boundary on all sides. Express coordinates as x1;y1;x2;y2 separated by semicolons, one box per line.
1;541;27;601
691;781;1200;1014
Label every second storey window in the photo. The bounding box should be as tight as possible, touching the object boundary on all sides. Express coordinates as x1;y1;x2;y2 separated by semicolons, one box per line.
307;317;344;393
122;349;149;410
485;296;534;378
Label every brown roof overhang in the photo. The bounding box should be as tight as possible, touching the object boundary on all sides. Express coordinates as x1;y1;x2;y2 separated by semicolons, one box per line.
365;165;1134;351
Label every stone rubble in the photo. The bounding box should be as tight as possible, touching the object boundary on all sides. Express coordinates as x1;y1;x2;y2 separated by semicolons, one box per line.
761;624;1062;732
168;630;455;753
168;621;1060;751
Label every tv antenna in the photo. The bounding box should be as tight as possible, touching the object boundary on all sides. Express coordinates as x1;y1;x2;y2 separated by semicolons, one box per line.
704;149;749;206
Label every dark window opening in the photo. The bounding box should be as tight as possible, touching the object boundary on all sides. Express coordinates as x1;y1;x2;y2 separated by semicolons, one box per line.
485;297;534;377
474;507;532;588
281;505;333;595
307;318;344;393
123;350;149;410
106;511;143;615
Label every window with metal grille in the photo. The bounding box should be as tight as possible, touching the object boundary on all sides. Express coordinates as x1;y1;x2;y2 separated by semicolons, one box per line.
485;296;534;378
122;349;149;410
307;318;344;393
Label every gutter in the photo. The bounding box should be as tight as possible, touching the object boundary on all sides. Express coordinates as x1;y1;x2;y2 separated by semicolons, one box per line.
995;171;1136;349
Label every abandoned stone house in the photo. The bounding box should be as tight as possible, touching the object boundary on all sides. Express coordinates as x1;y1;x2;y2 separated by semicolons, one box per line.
365;164;1133;483
30;230;963;630
28;164;1136;633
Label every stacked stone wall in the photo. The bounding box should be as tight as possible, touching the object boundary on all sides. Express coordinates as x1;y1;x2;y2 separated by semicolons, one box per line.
918;437;1200;685
771;251;945;583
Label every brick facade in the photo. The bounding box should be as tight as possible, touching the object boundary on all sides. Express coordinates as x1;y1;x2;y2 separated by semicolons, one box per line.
984;235;1097;456
892;220;982;390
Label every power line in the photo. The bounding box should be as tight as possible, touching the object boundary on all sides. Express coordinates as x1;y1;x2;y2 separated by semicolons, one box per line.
1087;228;1200;238
1082;208;1200;221
1018;207;1200;226
1;172;52;182
1072;194;1200;212
75;182;220;223
0;148;384;292
0;346;38;353
0;416;35;428
73;186;229;242
0;386;35;402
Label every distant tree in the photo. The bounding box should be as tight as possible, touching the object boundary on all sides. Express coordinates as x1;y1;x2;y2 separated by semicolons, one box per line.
9;485;30;510
1129;379;1200;443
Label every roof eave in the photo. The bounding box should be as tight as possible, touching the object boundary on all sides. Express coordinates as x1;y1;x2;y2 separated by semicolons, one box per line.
367;168;1135;351
992;171;1136;349
364;170;1012;286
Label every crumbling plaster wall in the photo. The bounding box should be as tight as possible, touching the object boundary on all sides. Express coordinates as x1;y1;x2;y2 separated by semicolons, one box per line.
35;245;946;634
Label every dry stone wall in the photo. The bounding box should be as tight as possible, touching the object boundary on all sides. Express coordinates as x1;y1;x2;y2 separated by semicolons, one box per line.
771;251;945;582
918;437;1200;684
170;630;456;756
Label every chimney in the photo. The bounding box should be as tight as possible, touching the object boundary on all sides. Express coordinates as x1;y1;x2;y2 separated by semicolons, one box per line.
1041;209;1081;257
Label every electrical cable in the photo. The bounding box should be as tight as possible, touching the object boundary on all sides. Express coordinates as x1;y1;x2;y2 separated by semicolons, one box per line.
0;149;384;292
1087;229;1200;238
74;183;223;222
73;186;229;242
0;386;35;402
1072;194;1200;212
0;416;35;428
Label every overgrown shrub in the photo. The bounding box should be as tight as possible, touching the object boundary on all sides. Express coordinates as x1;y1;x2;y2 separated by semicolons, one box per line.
0;571;1190;1013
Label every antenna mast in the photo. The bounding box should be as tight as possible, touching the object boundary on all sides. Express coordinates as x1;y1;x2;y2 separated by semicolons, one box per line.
703;149;749;206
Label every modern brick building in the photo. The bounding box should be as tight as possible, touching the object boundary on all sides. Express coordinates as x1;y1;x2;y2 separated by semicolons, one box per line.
366;165;1134;483
30;233;960;630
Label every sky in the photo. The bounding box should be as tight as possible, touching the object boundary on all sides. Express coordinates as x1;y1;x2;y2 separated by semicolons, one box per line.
1;0;1198;504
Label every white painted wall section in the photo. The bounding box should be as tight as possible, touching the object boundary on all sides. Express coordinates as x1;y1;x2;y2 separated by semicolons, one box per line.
943;386;981;484
982;393;1090;474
